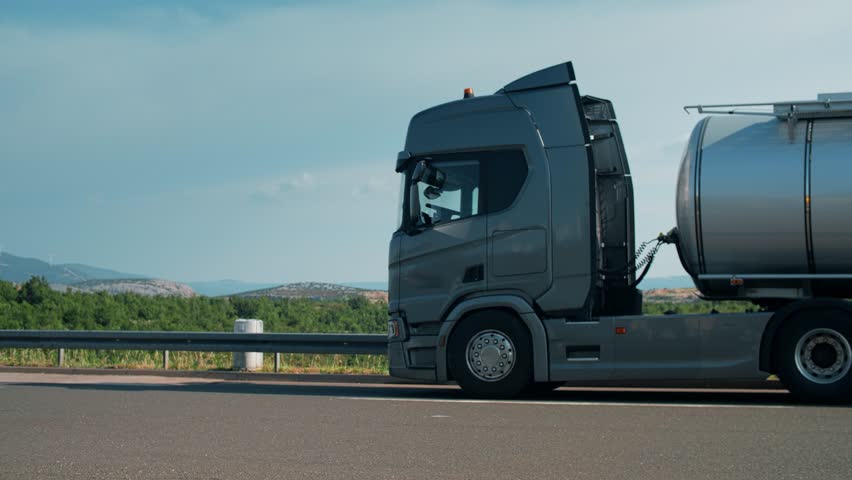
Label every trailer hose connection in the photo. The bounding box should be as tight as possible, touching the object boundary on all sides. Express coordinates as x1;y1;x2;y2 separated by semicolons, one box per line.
600;228;678;288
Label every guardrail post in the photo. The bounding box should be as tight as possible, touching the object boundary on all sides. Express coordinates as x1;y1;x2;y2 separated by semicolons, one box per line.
57;348;64;367
274;353;280;373
163;350;169;369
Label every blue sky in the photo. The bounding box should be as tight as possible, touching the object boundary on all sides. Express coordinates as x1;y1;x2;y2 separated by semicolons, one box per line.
1;0;851;283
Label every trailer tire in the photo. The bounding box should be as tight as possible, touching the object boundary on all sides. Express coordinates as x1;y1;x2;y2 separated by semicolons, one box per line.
448;310;532;399
775;310;852;403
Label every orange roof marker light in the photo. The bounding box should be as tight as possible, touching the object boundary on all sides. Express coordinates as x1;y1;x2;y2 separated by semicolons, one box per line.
463;87;475;99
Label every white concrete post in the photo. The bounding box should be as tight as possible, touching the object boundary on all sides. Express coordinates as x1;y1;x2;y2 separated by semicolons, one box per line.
233;318;264;371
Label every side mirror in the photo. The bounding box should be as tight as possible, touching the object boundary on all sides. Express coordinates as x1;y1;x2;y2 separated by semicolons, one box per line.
411;160;445;188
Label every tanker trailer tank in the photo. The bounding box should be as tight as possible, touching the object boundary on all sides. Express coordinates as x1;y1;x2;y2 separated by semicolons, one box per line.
676;93;852;302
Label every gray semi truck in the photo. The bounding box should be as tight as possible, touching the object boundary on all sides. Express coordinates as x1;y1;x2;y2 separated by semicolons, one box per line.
386;61;852;402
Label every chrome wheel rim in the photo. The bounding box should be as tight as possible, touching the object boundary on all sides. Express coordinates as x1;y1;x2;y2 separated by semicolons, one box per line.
466;330;515;382
794;328;852;385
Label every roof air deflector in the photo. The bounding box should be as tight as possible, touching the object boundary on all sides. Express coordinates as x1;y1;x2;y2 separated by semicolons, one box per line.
502;62;576;93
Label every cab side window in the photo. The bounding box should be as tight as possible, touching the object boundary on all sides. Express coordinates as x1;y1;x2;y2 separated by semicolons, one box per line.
406;149;527;229
415;160;480;227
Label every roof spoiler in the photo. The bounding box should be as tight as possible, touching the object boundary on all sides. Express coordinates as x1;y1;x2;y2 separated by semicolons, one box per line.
500;62;576;94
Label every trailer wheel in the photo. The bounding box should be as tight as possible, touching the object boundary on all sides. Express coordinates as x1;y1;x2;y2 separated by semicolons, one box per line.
448;310;532;398
776;310;852;403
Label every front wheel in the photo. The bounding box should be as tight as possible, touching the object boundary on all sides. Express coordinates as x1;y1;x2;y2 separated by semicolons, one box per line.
776;310;852;403
447;310;532;398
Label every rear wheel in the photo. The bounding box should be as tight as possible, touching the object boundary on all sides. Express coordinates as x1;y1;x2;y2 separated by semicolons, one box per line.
776;310;852;403
448;310;532;398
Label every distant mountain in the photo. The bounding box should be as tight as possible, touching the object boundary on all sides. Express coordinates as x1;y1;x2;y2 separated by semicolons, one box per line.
56;279;197;297
234;281;388;302
186;280;279;297
0;252;143;285
0;252;195;297
639;275;695;290
61;263;147;281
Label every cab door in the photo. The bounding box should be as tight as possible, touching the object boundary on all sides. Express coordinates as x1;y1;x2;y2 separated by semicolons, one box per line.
398;156;487;326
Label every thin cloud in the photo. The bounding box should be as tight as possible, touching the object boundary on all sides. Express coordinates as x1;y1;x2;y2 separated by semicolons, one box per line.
278;172;315;193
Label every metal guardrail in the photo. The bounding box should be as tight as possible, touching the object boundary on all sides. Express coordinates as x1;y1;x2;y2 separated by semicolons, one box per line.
0;330;389;354
0;330;389;369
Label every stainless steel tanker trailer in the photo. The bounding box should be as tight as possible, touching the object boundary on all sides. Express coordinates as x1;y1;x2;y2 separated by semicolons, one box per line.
677;100;852;303
386;61;852;402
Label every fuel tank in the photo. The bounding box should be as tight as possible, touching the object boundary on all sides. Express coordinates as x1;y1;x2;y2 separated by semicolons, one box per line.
675;100;852;300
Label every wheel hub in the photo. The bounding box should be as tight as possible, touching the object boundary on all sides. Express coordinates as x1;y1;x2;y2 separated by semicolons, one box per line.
811;344;837;369
466;330;515;382
794;328;852;384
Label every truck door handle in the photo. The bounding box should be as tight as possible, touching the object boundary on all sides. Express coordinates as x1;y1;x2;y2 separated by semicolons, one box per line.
463;264;484;283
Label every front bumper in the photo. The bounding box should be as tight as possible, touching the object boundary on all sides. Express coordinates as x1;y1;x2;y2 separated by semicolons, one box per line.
388;339;438;381
387;314;439;382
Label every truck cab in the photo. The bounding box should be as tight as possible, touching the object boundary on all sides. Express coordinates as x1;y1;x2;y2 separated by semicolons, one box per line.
388;62;640;391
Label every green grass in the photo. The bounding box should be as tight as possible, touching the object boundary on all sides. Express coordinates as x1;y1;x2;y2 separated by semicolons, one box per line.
0;349;388;374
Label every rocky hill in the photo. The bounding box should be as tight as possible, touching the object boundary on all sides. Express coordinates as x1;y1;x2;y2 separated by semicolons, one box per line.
234;281;388;302
53;279;197;297
643;288;701;303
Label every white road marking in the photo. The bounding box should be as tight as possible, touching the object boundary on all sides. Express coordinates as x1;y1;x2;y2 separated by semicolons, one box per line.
336;396;794;409
430;414;450;418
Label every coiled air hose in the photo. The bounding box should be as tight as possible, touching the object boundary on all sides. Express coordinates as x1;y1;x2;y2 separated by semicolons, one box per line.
599;229;678;288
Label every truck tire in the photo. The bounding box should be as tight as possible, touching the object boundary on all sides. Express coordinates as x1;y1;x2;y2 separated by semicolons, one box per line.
447;310;533;398
775;310;852;403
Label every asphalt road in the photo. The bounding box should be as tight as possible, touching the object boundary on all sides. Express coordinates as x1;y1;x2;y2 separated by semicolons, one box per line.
1;373;851;480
